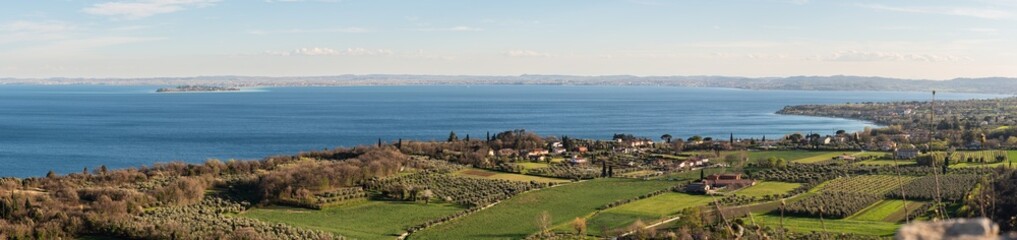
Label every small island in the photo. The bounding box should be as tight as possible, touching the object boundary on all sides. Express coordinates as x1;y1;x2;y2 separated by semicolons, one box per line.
156;85;241;93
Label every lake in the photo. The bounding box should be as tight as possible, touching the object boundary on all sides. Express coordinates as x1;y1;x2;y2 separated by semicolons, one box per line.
0;85;1001;177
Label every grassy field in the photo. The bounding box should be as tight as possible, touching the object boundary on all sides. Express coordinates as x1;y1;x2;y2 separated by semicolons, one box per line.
746;151;857;164
243;201;464;240
849;200;926;222
855;158;918;166
456;168;569;183
584;192;713;235
733;182;802;198
750;214;900;236
410;178;675;240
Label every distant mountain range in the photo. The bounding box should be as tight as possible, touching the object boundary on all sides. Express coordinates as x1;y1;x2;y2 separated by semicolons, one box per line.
2;75;1016;94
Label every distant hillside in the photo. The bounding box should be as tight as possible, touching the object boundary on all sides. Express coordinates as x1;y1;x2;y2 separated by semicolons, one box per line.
2;75;1016;94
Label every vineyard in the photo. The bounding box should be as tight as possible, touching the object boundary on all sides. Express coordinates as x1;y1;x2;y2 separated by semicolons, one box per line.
784;191;883;218
365;172;548;207
820;175;918;195
886;175;982;201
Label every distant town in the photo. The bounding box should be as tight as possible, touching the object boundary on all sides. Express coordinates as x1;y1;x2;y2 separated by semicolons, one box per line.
4;75;1017;94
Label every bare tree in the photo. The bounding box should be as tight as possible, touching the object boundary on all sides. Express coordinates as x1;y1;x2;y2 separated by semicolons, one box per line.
536;210;552;235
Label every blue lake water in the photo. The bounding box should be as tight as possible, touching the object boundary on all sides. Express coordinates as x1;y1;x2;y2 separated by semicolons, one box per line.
0;85;1002;177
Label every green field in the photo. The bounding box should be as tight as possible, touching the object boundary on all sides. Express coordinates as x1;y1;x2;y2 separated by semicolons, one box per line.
584;192;713;235
243;201;464;240
746;151;852;164
410;178;675;239
456;168;569;183
751;214;900;236
855;158;917;166
733;182;802;198
849;200;926;222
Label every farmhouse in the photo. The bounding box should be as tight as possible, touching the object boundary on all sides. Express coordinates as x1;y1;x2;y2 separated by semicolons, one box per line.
703;173;756;188
836;154;856;161
567;155;587;164
894;148;920;159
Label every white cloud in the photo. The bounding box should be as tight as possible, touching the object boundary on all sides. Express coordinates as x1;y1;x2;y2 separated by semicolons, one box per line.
247;27;367;35
83;0;220;19
264;0;340;2
414;26;483;32
0;21;78;44
267;47;394;56
859;4;1012;20
505;50;554;58
811;50;968;62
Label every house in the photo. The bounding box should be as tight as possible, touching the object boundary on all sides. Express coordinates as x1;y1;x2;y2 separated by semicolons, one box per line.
879;141;898;151
497;148;517;157
526;149;549;157
703;173;756;188
552;147;567;154
567;155;587;164
836;154;856;161
894;149;920;159
576;146;588;153
550;141;564;149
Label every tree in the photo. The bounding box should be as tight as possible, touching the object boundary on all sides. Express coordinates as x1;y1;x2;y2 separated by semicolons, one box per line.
661;134;672;143
572;217;587;235
419;189;434;204
688;135;703;142
536;211;552;234
46;170;56;178
448;131;459;142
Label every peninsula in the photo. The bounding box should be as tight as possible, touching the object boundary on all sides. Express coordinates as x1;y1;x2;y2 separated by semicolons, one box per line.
155;85;241;93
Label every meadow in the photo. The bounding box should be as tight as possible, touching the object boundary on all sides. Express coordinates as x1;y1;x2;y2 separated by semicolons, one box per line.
409;178;675;239
733;181;802;198
750;214;900;236
583;192;713;235
243;201;464;240
849;200;927;222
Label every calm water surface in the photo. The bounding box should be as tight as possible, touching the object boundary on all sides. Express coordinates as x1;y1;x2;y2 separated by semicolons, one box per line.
0;85;1002;177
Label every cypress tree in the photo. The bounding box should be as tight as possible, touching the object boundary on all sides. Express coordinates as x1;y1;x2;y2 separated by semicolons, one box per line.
942;156;949;174
601;162;607;177
608;166;614;177
448;131;459;142
700;168;705;180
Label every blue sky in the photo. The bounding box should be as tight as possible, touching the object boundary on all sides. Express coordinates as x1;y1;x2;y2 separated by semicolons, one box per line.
1;0;1015;79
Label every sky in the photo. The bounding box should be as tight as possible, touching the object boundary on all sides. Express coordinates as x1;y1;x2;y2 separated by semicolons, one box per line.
1;0;1016;79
